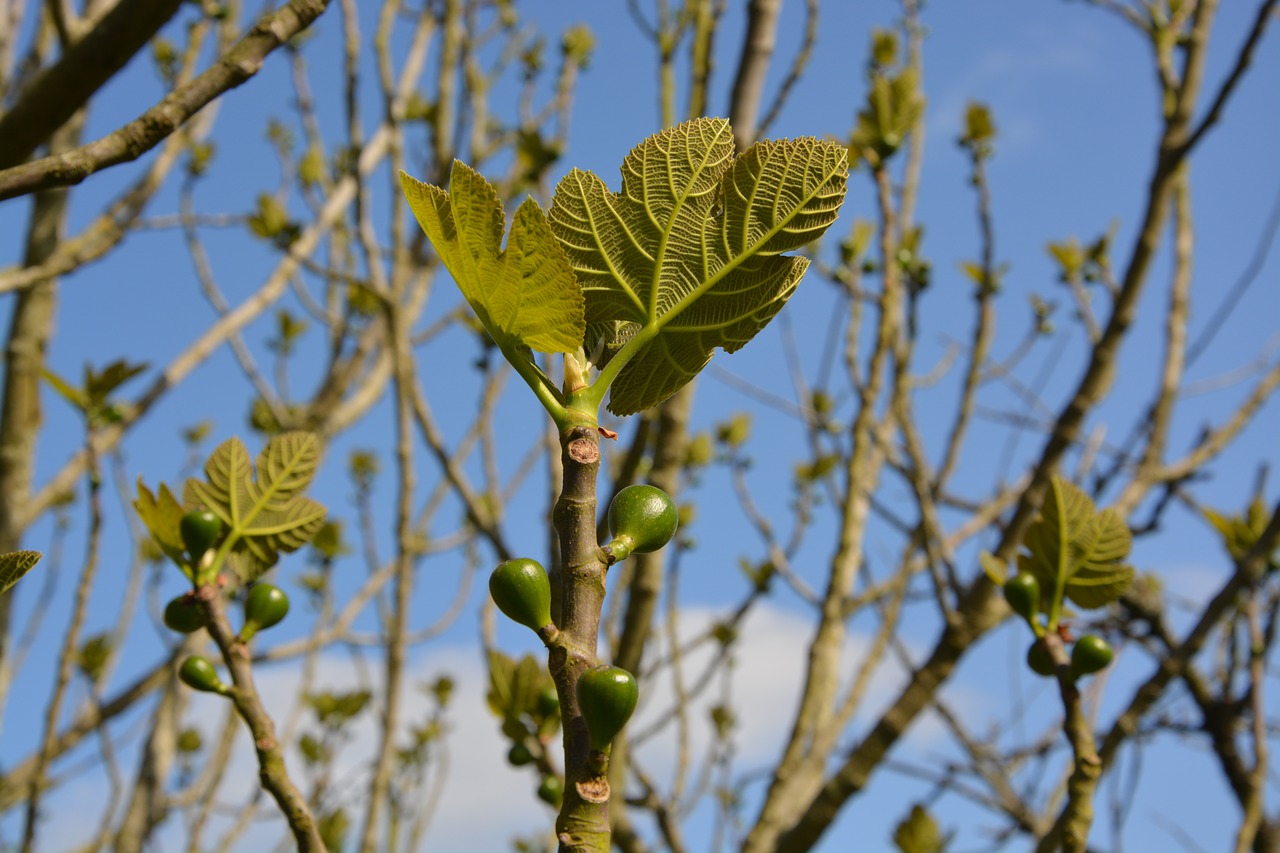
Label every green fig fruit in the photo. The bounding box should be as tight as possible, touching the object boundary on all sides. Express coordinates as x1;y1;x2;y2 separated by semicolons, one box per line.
507;742;535;766
536;775;563;807
576;665;639;753
1026;640;1055;677
180;509;223;561
1003;572;1040;622
179;656;229;695
608;485;678;555
1069;634;1114;679
163;595;207;634
489;558;553;634
242;583;290;640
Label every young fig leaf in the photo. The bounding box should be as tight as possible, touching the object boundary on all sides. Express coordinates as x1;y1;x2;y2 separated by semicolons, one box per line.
549;117;847;415
183;432;327;581
1017;476;1134;613
0;550;41;598
399;163;584;355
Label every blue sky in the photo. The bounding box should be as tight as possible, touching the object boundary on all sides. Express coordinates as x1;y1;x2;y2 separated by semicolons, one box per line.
1;1;1278;851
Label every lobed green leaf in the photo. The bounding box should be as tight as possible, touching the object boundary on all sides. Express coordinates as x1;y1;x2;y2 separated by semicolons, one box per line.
184;432;327;580
550;117;847;414
1018;476;1133;610
399;163;585;355
134;480;190;578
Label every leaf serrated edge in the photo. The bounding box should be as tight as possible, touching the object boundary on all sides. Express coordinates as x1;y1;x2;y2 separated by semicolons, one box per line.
0;550;42;596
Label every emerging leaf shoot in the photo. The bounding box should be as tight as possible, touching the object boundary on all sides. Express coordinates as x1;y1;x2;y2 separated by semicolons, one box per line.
184;432;327;580
550;117;848;415
1017;476;1134;615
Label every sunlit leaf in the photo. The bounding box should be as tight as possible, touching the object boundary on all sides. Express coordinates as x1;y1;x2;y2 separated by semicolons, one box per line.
1204;498;1278;568
550;117;847;414
1017;477;1133;610
134;480;190;579
183;432;327;580
400;162;585;354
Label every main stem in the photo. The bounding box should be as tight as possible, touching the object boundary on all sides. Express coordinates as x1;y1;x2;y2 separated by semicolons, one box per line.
549;424;610;852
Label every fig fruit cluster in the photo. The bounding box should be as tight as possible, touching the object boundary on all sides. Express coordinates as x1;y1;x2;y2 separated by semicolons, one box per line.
164;509;292;650
487;484;674;805
1025;634;1114;681
1004;570;1114;681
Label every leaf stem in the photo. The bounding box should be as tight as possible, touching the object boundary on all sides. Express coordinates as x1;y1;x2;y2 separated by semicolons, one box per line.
1046;479;1068;633
499;340;579;431
578;326;658;414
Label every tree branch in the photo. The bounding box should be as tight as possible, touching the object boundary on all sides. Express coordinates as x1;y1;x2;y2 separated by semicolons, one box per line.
0;0;334;202
0;0;184;169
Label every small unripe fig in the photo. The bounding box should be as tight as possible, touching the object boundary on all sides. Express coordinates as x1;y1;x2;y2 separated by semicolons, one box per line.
180;509;224;560
1069;634;1114;679
608;485;678;554
1003;572;1040;622
242;583;290;640
1026;640;1055;677
179;656;228;695
489;558;553;634
535;685;560;718
507;742;534;766
163;596;207;634
576;665;639;752
536;775;563;807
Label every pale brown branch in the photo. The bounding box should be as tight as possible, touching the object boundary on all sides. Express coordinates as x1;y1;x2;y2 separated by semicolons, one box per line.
0;0;333;201
1179;0;1279;156
753;0;817;139
727;0;780;149
0;0;183;170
